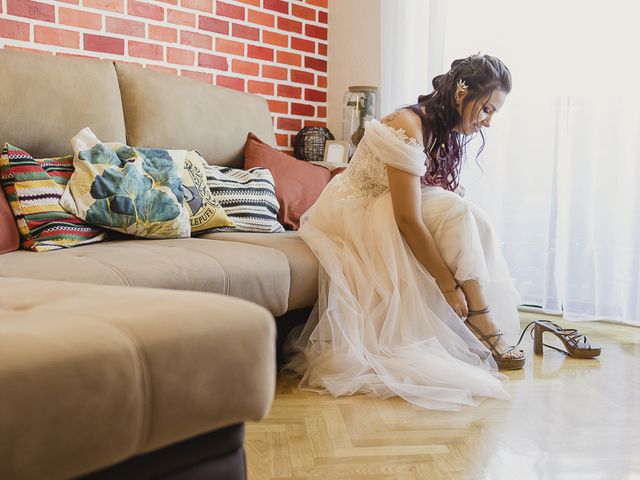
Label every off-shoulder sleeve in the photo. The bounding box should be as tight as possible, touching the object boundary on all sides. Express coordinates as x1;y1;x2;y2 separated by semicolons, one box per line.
362;119;427;177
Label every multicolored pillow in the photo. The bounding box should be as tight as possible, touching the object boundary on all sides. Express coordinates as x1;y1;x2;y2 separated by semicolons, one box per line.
0;144;107;252
182;151;235;233
61;128;191;239
37;155;75;186
0;182;20;254
202;163;284;233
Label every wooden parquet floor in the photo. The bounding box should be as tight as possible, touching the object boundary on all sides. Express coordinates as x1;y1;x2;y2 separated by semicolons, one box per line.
245;313;640;480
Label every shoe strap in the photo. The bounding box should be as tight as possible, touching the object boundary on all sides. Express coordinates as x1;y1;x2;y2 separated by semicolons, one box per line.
465;308;523;359
467;306;491;317
515;320;594;354
538;321;593;349
465;319;507;356
515;321;536;347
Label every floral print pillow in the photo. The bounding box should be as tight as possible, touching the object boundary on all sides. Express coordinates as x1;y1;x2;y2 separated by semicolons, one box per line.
60;128;191;238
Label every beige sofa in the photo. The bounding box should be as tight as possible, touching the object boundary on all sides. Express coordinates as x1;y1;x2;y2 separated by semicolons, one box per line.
0;49;319;479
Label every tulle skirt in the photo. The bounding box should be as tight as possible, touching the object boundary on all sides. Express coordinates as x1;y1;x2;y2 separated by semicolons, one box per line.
285;179;521;411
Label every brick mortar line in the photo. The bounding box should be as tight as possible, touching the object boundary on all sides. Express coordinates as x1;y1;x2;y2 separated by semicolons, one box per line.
177;1;329;22
125;31;328;62
271;113;328;121
272;129;327;137
2;39;89;57
119;2;330;29
190;68;327;90
203;67;327;88
58;4;324;31
179;37;327;62
207;13;328;29
136;15;329;40
139;47;327;78
223;0;329;13
140;54;327;86
265;101;326;111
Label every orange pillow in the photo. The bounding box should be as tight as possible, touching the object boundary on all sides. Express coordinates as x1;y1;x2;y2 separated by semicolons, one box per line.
0;187;19;254
243;133;333;230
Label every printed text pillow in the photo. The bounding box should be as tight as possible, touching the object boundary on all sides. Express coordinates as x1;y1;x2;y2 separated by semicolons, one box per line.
182;151;235;233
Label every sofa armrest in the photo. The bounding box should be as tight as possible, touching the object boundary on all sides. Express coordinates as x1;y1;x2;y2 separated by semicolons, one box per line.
0;278;276;480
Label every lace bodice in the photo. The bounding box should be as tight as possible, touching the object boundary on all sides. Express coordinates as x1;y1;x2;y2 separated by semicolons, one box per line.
341;124;424;197
342;141;389;197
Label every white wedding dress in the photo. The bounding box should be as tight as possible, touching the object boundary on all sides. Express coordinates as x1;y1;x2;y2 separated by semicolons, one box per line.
286;119;521;411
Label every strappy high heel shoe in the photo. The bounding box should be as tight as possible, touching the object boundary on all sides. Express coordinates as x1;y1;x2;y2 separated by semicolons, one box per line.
517;320;601;358
465;307;526;370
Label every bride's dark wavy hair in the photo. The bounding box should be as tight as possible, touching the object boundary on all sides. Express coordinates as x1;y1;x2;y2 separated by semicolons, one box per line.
405;53;512;191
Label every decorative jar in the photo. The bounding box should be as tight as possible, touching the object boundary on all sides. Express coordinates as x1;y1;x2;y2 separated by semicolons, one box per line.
342;85;378;158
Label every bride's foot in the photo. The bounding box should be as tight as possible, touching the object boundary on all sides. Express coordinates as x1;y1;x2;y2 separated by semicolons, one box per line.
465;307;525;370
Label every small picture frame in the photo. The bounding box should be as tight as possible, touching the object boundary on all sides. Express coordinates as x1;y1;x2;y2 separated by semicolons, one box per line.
323;141;349;164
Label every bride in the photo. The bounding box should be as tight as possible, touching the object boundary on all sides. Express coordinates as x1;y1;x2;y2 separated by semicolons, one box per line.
286;53;523;411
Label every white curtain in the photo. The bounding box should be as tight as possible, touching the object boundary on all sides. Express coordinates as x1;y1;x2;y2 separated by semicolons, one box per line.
380;0;640;325
379;0;430;116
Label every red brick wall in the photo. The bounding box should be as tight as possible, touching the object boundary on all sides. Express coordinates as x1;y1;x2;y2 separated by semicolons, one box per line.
0;0;328;150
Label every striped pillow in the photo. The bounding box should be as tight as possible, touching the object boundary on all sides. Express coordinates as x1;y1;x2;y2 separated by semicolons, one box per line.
0;144;106;252
37;155;75;186
203;164;284;233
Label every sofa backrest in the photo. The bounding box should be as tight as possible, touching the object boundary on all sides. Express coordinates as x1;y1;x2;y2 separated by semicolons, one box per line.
115;63;277;168
0;49;277;168
0;49;127;158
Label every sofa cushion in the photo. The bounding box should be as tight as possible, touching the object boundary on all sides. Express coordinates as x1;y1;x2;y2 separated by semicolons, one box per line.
0;49;126;159
114;63;276;168
0;277;276;480
200;231;318;311
0;153;92;254
0;238;290;316
0;185;19;254
203;164;284;233
0;144;107;252
61;128;191;239
182;152;235;233
244;133;333;230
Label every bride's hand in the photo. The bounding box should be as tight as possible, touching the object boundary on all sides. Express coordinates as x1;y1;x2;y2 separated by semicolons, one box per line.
442;288;468;318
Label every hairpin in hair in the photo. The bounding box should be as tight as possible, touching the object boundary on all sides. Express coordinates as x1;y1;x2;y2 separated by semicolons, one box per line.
455;79;468;97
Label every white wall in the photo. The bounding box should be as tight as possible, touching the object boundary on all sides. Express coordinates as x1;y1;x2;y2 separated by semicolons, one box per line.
327;0;381;141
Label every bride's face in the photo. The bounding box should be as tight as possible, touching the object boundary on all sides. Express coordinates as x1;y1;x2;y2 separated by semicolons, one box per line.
454;88;507;136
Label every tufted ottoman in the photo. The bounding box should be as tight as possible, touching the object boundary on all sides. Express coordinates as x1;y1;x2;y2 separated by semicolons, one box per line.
0;278;276;480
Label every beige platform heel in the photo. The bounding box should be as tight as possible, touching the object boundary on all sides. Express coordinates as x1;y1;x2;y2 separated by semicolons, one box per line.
532;320;601;358
465;307;526;370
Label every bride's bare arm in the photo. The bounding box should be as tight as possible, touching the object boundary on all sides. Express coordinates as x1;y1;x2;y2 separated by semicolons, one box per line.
386;167;455;287
383;112;468;316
